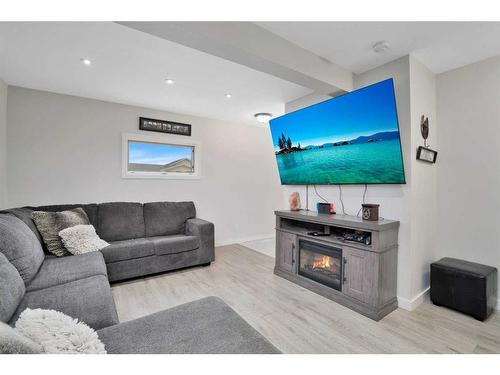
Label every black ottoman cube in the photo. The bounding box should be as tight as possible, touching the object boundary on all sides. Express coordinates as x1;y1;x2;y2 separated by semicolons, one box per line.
430;257;497;321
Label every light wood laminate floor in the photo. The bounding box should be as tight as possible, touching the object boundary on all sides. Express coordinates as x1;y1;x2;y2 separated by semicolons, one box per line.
111;244;500;354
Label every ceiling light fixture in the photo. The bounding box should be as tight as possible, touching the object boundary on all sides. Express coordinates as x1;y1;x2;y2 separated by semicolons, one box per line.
372;41;390;54
80;58;91;66
254;113;273;123
225;93;232;99
165;78;175;85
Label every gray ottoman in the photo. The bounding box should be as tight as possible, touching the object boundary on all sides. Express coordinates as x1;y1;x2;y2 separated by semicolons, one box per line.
97;297;280;354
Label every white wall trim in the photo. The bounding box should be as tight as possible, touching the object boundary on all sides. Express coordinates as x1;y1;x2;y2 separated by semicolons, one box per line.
398;287;430;311
216;233;275;247
399;289;500;312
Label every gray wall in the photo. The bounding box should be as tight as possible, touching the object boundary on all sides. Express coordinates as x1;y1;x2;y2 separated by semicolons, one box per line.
436;56;500;304
6;86;284;244
0;78;7;209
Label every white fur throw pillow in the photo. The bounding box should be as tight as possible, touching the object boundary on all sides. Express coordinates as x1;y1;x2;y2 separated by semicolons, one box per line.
15;308;106;354
58;224;109;255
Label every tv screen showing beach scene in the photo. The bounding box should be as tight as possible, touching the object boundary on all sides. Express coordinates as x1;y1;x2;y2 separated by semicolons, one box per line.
269;79;406;185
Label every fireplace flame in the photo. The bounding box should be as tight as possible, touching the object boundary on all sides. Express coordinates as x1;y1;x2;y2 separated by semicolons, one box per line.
312;256;332;270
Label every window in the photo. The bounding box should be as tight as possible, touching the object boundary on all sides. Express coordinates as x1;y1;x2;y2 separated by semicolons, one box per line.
122;133;200;179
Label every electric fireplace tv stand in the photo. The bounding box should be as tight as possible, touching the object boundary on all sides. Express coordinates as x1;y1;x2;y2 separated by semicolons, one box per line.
274;210;399;321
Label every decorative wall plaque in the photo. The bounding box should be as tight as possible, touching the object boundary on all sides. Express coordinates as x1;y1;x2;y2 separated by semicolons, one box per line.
139;117;191;136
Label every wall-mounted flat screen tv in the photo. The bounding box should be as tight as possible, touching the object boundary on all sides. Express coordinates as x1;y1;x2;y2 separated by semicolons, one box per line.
269;78;406;185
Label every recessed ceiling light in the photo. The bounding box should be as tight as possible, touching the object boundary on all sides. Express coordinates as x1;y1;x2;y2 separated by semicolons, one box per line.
254;113;273;123
80;58;91;66
165;78;175;85
372;41;390;54
225;93;232;99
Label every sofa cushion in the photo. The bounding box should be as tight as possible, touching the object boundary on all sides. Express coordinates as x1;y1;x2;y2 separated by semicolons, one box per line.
97;297;280;354
27;252;108;292
10;275;119;330
0;253;26;323
143;201;196;237
1;208;44;245
150;235;199;256
101;238;154;263
97;202;145;242
0;214;45;285
32;208;90;257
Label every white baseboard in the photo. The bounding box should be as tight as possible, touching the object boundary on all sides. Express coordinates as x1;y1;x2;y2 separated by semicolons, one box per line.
215;233;275;247
398;287;430;311
398;288;500;311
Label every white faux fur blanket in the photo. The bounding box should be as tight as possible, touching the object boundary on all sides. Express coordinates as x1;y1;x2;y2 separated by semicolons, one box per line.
15;308;106;354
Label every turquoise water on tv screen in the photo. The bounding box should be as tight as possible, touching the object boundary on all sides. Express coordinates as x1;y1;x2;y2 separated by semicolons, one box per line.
269;78;406;185
276;139;405;185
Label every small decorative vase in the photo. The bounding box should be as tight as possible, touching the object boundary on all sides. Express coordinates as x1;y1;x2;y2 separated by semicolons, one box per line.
289;192;301;211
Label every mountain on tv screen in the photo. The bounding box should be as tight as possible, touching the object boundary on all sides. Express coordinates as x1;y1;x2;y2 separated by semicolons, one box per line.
269;78;406;185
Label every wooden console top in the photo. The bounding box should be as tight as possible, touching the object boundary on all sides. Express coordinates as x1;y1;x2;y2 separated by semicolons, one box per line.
275;210;399;231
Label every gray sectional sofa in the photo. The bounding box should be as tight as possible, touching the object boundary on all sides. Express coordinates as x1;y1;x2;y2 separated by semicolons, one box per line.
4;201;215;282
0;201;279;354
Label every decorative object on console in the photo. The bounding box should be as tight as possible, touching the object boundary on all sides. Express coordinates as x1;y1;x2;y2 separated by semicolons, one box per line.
361;203;379;221
417;115;438;164
139;116;191;136
317;202;335;215
15;308;107;354
58;224;109;255
32;208;90;257
288;192;301;211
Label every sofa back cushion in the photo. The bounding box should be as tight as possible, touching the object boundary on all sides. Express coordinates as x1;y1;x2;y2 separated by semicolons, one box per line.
2;204;98;252
2;207;44;245
30;204;98;228
0;214;45;285
97;202;145;242
144;202;196;237
0;252;26;323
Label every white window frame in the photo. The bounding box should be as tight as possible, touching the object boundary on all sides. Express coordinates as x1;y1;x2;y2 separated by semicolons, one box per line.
122;132;201;180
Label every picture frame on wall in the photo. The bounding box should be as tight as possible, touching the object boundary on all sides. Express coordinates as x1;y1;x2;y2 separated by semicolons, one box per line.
416;146;438;164
139;117;192;136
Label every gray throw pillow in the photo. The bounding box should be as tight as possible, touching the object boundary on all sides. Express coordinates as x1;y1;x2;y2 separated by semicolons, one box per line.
0;321;43;354
32;208;90;257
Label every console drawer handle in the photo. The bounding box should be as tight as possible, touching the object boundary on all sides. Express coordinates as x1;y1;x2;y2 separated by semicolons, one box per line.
343;257;347;283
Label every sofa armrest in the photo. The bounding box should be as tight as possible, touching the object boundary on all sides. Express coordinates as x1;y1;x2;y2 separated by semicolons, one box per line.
185;218;215;263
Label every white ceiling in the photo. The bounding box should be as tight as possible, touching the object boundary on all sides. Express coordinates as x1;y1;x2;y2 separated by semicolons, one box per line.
258;22;500;74
2;22;500;125
0;22;311;125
